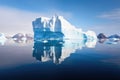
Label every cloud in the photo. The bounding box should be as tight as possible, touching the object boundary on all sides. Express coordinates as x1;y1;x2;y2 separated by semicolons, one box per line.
88;22;120;36
0;6;72;35
91;8;120;35
0;6;41;35
98;8;120;20
47;9;73;19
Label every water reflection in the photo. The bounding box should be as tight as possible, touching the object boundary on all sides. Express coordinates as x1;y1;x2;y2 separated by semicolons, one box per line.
0;38;33;46
32;39;97;64
13;38;33;44
33;41;63;64
98;39;120;44
98;39;106;43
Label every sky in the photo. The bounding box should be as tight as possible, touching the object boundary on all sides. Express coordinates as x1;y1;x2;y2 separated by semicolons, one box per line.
0;0;120;35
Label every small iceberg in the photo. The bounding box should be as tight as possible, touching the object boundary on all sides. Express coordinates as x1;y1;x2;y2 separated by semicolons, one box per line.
0;33;7;45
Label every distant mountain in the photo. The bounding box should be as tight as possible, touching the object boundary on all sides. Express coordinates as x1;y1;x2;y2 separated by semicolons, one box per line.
97;33;107;39
108;34;120;38
108;34;120;42
25;34;33;40
12;33;24;40
12;33;33;44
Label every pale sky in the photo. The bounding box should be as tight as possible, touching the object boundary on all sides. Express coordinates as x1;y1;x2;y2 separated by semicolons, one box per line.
0;0;120;36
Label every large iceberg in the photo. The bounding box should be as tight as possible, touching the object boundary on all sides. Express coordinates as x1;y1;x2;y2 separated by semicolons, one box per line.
32;15;97;41
32;15;97;64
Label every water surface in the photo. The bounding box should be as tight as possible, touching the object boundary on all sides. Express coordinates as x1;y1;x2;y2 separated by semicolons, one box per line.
0;39;120;80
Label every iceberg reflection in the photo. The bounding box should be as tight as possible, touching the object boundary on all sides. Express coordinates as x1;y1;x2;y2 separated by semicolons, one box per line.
32;39;97;64
98;39;120;44
33;41;63;64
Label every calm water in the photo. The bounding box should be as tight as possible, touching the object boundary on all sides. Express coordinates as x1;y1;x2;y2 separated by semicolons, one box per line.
0;39;120;80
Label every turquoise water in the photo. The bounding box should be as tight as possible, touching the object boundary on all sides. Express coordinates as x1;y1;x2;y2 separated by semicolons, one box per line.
0;39;120;80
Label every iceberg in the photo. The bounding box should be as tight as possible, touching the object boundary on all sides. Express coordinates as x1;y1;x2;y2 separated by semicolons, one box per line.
32;15;98;63
32;15;97;64
84;31;97;48
0;33;6;45
32;15;97;42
